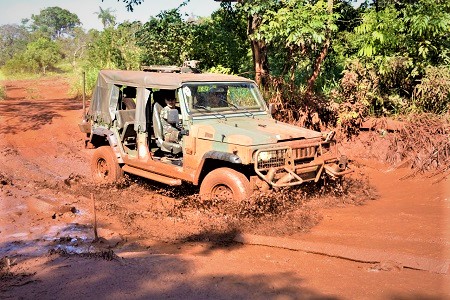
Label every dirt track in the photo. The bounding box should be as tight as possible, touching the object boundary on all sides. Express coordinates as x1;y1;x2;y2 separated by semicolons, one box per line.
0;77;449;299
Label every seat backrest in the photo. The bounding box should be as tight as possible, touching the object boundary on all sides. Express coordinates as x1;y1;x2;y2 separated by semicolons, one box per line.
122;98;136;110
116;109;135;129
152;102;164;140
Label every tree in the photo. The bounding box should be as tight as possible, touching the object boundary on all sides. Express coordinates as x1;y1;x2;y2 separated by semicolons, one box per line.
59;27;93;67
105;0;144;11
4;37;62;74
0;24;30;66
237;0;276;87
349;0;450;97
189;4;249;73
28;7;81;39
95;7;116;28
25;38;62;73
255;0;339;94
136;9;192;66
85;21;143;70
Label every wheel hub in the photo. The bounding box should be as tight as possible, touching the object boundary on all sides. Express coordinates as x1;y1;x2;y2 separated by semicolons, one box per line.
211;184;233;201
97;158;109;178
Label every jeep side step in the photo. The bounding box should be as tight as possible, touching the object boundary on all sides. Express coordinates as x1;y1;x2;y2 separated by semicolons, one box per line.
122;165;182;186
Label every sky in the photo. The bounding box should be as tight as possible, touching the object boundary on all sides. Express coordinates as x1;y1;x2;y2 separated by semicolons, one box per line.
0;0;222;30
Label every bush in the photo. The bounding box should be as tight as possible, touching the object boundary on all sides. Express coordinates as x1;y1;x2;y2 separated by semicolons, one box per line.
0;85;5;100
206;65;232;74
3;53;35;75
69;67;99;99
3;38;62;75
264;76;336;131
328;60;376;137
412;66;450;114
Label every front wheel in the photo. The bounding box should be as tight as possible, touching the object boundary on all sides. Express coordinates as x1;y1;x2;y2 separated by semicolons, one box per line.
91;146;123;184
199;167;251;202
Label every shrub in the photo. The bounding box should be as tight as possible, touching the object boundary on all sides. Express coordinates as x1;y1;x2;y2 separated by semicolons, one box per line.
69;67;100;99
264;75;336;131
0;85;5;100
412;66;450;114
206;65;232;74
3;38;62;75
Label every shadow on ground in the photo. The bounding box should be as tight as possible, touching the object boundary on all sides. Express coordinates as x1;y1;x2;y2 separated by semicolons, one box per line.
0;235;336;299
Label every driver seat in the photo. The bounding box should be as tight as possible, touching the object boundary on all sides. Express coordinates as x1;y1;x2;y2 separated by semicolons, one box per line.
152;95;182;155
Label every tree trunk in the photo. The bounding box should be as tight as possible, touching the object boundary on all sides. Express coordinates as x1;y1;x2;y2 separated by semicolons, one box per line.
306;0;334;96
247;14;269;88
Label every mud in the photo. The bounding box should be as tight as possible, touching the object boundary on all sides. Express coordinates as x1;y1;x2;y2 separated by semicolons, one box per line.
0;77;448;299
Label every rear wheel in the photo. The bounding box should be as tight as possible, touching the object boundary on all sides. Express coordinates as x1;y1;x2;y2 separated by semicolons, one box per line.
91;146;123;183
200;167;251;202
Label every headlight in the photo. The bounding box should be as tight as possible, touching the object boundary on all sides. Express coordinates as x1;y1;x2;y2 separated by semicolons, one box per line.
258;151;273;161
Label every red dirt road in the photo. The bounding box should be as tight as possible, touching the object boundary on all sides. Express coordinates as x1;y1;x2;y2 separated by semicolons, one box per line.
0;77;449;299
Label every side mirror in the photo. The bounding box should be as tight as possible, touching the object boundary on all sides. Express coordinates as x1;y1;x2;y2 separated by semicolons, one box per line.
167;108;180;125
269;103;276;115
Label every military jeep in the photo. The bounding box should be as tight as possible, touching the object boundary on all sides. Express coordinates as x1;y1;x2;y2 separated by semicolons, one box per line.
79;67;351;201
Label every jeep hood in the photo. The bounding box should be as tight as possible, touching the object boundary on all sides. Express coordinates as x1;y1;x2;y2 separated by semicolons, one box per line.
195;118;322;146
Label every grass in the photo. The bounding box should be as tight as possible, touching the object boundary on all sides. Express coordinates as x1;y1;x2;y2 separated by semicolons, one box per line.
0;63;79;100
0;62;89;101
0;71;41;81
0;61;76;81
0;70;5;100
0;85;5;100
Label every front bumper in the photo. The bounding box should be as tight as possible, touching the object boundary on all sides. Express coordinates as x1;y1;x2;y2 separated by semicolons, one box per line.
253;143;352;188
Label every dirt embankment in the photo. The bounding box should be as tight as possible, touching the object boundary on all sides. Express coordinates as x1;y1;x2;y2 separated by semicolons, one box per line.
0;77;448;299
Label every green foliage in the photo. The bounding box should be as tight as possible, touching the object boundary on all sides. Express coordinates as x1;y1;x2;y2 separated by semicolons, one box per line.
27;6;81;39
72;21;143;97
403;0;450;71
247;0;340;93
339;0;450;117
85;21;143;70
95;7;116;28
353;1;450;70
258;0;338;46
58;27;93;67
1;1;445;122
114;0;144;12
412;66;450;114
331;59;411;119
4;38;62;74
190;7;250;74
206;65;232;74
353;7;401;58
0;24;30;66
0;85;5;100
70;67;100;98
136;9;191;66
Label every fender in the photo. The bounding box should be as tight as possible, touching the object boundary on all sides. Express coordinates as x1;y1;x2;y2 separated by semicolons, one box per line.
92;127;124;164
193;150;242;185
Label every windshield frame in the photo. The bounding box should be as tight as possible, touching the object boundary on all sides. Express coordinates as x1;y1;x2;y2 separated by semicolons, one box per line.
180;81;269;118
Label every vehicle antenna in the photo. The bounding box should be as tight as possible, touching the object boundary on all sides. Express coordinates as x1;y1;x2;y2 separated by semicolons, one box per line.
82;71;87;119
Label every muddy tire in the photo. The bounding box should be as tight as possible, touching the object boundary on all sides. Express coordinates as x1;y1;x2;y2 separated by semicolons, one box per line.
91;146;123;184
200;167;251;202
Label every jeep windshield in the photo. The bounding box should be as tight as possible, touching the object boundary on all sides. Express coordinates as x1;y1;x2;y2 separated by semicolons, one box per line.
182;82;267;116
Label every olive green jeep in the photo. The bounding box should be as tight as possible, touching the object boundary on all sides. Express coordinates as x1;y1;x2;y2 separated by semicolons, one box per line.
79;66;351;201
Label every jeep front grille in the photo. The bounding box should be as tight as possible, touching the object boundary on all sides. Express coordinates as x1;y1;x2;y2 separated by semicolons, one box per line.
256;146;319;169
292;146;317;160
256;148;288;169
